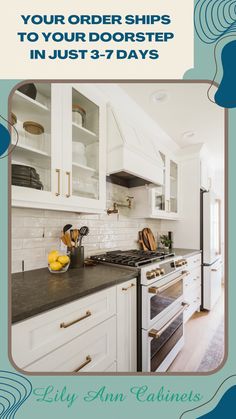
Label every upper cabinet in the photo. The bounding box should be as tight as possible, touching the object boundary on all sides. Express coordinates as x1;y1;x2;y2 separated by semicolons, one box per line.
130;153;180;220
10;83;106;213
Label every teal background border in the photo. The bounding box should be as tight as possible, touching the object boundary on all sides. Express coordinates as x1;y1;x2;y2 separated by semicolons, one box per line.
0;5;235;418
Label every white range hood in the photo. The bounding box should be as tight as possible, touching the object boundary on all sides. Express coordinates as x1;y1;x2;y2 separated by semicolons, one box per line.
107;106;164;187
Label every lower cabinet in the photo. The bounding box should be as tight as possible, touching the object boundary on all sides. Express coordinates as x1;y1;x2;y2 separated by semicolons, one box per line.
116;279;137;372
12;279;137;373
25;317;116;373
183;254;202;323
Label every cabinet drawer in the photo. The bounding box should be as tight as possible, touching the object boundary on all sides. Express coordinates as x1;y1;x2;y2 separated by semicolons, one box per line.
184;301;200;323
12;286;116;368
187;253;202;270
184;285;201;304
25;316;116;372
184;267;201;291
184;286;201;322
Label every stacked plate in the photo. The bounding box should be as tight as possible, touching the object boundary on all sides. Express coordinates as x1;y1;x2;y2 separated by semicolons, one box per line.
12;164;43;190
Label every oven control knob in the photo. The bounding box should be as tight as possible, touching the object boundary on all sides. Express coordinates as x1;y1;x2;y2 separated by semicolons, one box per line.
160;268;165;275
146;271;156;280
175;260;182;267
155;269;161;276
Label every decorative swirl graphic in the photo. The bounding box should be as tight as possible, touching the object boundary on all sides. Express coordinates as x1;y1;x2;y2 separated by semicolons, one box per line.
0;114;18;159
195;0;236;107
0;370;32;418
195;0;236;44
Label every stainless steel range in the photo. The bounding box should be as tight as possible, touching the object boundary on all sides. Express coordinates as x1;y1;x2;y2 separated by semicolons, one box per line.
91;250;190;372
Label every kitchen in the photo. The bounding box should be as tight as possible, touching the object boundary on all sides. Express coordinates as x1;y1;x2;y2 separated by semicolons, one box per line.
10;81;225;374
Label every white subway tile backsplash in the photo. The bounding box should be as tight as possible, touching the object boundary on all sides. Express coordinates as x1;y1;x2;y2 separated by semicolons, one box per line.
23;217;45;227
11;184;162;273
13;248;45;261
13;228;44;239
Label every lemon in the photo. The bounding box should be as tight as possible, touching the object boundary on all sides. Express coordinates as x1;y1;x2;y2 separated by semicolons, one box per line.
48;250;59;264
57;255;70;266
50;261;63;271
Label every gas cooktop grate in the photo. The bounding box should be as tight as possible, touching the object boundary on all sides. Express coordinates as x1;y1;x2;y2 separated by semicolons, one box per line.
90;250;175;267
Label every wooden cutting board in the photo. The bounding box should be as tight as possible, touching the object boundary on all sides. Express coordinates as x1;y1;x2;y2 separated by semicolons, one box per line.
146;228;157;251
138;231;148;251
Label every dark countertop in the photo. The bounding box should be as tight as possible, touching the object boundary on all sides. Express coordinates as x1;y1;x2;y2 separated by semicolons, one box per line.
173;248;202;258
12;265;138;324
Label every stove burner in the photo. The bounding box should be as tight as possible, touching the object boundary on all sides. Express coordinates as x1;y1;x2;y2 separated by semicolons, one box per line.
90;249;175;267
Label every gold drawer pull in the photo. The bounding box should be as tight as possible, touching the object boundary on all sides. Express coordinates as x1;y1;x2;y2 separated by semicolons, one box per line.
122;283;135;291
55;168;61;196
148;303;189;339
66;171;71;198
74;355;92;372
60;310;91;328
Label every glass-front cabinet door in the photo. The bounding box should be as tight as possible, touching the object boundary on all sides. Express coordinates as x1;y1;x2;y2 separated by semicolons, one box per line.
11;83;62;208
11;82;106;212
151;154;179;219
153;152;167;213
61;83;106;212
169;159;178;214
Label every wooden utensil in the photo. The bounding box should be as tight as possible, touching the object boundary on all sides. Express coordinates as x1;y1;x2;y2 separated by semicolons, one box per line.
72;229;79;247
64;231;72;249
60;232;67;246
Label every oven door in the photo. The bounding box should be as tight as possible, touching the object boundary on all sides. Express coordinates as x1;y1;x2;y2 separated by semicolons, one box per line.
142;303;188;372
142;270;189;330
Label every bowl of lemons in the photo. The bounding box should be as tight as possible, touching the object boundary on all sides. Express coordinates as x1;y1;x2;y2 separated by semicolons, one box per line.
48;250;70;274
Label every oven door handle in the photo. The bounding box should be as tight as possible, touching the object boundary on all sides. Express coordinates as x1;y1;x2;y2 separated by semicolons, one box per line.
148;303;189;339
148;271;189;294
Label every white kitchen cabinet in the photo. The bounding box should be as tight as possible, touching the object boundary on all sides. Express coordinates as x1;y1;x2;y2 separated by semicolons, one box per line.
12;280;137;373
116;279;137;372
12;287;116;368
203;260;222;310
183;253;202;322
25;317;116;373
11;82;106;213
130;154;180;220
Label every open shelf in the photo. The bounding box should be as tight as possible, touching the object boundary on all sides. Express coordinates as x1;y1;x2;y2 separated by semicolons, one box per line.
72;162;96;173
12;147;51;170
12;138;50;158
12;91;51;133
72;122;97;145
13;90;49;111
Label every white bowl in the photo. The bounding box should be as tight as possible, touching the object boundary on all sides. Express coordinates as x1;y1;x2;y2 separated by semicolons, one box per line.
72;142;85;154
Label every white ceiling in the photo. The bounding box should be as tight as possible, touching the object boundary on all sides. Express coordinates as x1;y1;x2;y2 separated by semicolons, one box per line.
118;82;225;170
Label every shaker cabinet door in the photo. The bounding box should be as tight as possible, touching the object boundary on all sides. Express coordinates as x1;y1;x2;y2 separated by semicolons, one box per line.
60;83;106;213
116;278;137;372
11;83;64;209
11;82;106;213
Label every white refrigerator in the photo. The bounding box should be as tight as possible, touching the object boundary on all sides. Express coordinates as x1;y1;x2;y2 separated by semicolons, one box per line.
202;191;222;310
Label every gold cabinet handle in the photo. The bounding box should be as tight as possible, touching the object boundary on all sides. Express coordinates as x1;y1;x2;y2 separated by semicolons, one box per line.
74;355;92;372
60;310;91;328
55;169;61;196
148;303;189;339
148;271;189;294
66;171;71;198
122;283;135;291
